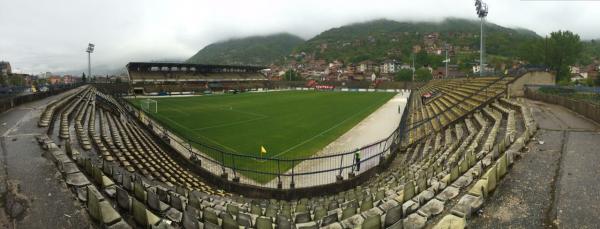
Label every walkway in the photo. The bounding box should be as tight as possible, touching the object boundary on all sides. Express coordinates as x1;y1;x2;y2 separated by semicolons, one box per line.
0;92;91;228
471;98;600;228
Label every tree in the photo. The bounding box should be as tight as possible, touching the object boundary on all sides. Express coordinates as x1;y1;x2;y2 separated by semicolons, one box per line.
395;69;413;81
415;68;432;82
518;38;546;65
81;72;87;82
284;69;302;81
547;30;583;82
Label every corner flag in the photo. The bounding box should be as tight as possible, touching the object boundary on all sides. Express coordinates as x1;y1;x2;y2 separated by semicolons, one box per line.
260;146;267;155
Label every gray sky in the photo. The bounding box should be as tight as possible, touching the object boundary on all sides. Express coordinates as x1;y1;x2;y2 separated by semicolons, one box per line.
1;0;599;75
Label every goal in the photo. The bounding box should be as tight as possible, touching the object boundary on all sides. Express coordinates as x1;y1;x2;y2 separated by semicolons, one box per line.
141;99;158;113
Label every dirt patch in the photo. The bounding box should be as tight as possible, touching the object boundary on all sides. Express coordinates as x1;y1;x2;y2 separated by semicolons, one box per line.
3;180;30;221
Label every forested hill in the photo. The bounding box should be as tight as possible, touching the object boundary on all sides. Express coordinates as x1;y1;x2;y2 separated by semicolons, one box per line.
186;33;305;66
293;18;540;63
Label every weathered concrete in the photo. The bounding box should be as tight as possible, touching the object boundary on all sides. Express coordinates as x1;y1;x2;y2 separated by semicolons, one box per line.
470;99;600;228
0;92;91;228
508;71;555;97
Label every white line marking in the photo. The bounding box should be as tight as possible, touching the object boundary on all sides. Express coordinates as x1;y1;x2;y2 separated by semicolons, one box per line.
271;95;394;158
160;115;240;153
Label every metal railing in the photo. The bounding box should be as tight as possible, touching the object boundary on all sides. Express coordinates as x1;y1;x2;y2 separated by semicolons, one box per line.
0;83;84;114
96;87;412;189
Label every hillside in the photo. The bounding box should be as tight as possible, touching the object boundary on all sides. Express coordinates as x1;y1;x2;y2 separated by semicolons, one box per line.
187;33;305;66
580;39;600;65
293;18;540;67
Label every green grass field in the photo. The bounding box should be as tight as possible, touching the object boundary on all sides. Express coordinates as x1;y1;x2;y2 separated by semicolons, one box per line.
129;91;395;183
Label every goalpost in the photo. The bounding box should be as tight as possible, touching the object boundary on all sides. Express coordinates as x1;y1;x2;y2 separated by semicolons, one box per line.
141;99;158;113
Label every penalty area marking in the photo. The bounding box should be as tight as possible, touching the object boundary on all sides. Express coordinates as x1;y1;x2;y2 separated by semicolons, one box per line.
264;94;396;160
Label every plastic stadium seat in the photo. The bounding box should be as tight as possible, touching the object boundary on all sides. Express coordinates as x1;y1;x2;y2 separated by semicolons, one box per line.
384;204;403;227
361;215;382;229
255;217;273;229
236;212;253;228
87;185;121;225
321;213;339;227
132;198;160;227
221;214;239;229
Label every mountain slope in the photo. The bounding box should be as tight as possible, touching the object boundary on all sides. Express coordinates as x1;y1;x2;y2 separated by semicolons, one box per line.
186;33;304;66
294;18;540;64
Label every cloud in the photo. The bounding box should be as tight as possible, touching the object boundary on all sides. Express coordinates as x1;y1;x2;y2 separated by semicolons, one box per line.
1;0;599;74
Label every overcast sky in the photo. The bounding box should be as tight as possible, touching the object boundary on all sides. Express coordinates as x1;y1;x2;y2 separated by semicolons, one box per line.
1;0;599;75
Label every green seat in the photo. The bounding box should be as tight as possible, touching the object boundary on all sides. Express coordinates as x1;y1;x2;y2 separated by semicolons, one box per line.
87;186;121;225
222;214;239;229
313;207;327;221
295;203;307;213
202;208;219;225
132;198;160;226
433;214;466;229
417;176;426;193
384;204;403;227
497;153;508;178
375;190;385;201
341;206;356;220
256;217;273;229
251;204;263;215
265;207;278;218
403;181;415;202
226;204;239;216
361;215;382;229
133;181;146;202
360;197;373;212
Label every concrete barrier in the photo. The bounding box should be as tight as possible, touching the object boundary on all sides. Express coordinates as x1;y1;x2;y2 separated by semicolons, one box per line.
525;89;600;124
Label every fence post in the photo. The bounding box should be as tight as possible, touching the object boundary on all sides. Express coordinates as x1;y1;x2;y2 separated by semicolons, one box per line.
232;155;239;182
220;151;228;179
277;160;282;189
337;154;344;182
290;160;295;189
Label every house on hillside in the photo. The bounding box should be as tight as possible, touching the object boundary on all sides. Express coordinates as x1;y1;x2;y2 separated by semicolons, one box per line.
585;64;599;81
358;60;376;73
381;60;397;74
48;76;61;84
569;66;580;74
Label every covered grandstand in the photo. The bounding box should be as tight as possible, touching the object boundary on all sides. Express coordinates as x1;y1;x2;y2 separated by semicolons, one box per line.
126;62;268;94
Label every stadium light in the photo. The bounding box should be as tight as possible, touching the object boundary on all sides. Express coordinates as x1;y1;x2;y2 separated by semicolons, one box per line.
86;43;95;80
475;0;488;77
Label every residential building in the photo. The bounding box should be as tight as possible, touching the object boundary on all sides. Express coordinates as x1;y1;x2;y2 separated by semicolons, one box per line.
358;60;375;73
381;60;397;74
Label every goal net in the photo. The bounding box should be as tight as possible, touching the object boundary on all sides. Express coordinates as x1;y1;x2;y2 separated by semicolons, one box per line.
141;99;158;113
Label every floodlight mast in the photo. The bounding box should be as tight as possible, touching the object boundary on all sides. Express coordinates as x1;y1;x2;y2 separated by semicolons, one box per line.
475;0;488;77
86;43;95;81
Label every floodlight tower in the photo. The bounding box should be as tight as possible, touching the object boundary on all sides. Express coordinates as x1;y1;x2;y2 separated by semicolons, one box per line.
475;0;488;77
86;43;95;80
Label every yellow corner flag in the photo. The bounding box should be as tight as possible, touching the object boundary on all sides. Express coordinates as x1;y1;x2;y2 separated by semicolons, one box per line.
260;146;267;155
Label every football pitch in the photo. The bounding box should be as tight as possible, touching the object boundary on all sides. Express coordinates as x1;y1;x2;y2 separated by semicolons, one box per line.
129;91;395;183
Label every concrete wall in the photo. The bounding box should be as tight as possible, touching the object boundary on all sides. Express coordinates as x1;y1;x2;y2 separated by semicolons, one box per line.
525;89;600;124
508;71;555;97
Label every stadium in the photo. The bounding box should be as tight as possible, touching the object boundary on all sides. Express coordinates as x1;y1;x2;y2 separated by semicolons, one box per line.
26;60;567;228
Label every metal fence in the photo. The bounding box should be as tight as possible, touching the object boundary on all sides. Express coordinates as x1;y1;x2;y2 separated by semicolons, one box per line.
532;85;600;105
107;89;413;189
